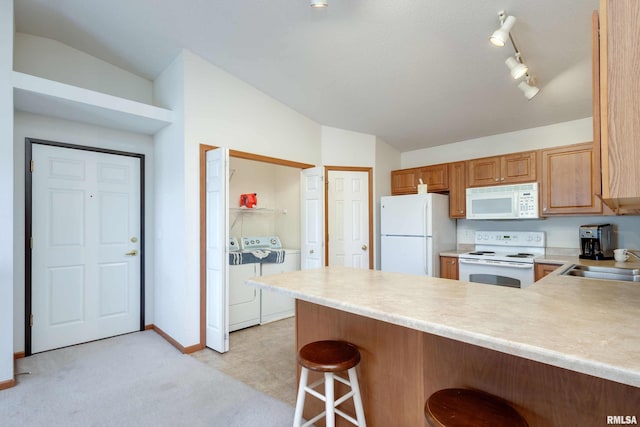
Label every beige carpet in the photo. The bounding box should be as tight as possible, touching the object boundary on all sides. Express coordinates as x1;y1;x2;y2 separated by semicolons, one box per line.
1;330;297;426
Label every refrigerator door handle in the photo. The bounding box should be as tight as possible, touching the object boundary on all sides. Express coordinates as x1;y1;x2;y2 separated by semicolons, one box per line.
424;236;430;276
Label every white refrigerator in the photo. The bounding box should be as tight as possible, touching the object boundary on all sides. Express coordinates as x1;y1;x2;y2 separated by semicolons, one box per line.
380;193;456;277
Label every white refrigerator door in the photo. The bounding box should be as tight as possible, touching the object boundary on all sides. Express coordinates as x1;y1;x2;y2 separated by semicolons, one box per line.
380;194;430;237
381;235;432;276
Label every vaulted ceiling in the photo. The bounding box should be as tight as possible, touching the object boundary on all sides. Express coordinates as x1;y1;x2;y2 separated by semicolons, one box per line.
14;0;599;152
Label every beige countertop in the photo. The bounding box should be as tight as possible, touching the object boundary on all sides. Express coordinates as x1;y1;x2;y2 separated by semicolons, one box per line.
248;264;640;388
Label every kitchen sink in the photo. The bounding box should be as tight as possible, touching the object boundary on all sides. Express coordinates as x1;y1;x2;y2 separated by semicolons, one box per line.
561;264;640;282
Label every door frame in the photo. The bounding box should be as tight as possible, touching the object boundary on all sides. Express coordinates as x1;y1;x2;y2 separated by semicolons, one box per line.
324;166;374;269
198;144;313;347
25;137;146;356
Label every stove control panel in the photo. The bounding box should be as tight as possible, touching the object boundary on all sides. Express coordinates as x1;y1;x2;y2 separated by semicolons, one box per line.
240;236;282;251
474;231;545;247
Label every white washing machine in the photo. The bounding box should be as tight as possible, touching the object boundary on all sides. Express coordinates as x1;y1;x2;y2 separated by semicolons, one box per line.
260;249;300;324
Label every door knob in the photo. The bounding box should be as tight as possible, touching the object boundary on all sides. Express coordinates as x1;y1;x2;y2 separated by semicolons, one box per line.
309;249;315;254
125;250;138;256
361;244;368;251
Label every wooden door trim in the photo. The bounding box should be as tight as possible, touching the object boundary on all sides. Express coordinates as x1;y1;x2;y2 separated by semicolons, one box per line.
324;166;374;269
25;138;145;356
198;144;314;347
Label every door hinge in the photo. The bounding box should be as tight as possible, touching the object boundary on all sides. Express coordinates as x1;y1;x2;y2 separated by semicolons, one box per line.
30;160;34;173
29;314;34;327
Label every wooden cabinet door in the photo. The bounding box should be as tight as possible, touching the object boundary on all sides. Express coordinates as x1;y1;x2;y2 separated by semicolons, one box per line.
439;256;458;280
540;143;603;215
419;164;449;192
467;156;501;187
391;168;419;195
535;263;560;281
448;161;466;218
501;151;537;184
600;0;640;212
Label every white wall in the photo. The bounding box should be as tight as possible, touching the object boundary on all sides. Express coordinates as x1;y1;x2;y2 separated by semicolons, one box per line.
152;53;188;344
321;126;376;167
457;216;640;255
12;112;155;353
408;118;640;253
0;0;14;385
151;50;323;348
14;33;153;104
228;158;301;249
183;51;321;165
374;137;401;268
401;118;593;167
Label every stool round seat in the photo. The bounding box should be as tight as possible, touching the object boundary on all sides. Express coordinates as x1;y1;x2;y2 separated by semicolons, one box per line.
294;340;366;427
425;388;528;427
298;340;361;372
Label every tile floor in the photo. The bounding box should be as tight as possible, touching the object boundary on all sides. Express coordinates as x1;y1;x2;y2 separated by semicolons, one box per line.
191;316;297;406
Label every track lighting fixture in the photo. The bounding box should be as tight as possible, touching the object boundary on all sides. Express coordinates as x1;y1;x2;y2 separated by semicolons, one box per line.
489;11;540;99
310;0;328;8
505;55;528;80
518;78;540;100
489;13;516;47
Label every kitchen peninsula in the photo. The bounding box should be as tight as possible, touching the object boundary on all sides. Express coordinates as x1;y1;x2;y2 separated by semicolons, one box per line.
248;266;640;426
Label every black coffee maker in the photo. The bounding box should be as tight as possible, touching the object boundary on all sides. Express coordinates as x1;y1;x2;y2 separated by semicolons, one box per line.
579;224;614;260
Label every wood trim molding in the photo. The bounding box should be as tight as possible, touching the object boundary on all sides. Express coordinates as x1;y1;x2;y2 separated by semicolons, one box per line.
198;143;317;349
229;150;314;169
13;352;25;360
150;324;204;354
323;166;375;269
0;378;16;391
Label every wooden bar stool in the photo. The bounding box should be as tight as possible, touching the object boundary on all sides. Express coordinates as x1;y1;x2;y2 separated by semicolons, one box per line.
293;340;366;427
425;388;528;427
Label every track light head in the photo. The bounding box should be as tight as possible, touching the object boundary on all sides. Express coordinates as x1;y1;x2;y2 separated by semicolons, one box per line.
518;80;540;100
505;56;528;80
490;14;516;47
310;0;328;8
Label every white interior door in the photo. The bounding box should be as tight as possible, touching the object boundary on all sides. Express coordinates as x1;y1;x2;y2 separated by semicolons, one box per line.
301;167;324;269
205;148;229;353
31;144;141;353
327;170;370;268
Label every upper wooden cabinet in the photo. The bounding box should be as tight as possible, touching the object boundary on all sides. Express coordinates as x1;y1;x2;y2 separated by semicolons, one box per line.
467;151;537;188
540;142;603;216
419;163;448;192
448;161;466;218
598;0;640;213
391;167;421;195
391;163;448;195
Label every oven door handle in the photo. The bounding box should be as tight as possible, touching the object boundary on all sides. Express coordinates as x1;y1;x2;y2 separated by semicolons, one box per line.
458;258;533;269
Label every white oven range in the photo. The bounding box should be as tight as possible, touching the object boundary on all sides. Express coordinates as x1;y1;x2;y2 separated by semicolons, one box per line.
458;231;545;288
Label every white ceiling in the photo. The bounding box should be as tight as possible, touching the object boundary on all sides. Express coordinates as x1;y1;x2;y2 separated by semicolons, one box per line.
14;0;599;152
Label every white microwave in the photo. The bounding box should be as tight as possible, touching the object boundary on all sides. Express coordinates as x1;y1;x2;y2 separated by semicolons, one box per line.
466;182;539;220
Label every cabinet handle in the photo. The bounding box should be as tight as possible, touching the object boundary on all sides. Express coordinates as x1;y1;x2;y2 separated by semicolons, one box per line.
449;261;456;265
309;249;315;254
501;177;505;181
495;178;499;181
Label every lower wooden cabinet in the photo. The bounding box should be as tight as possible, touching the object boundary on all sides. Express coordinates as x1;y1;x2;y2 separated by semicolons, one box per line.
534;263;561;281
440;256;459;280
